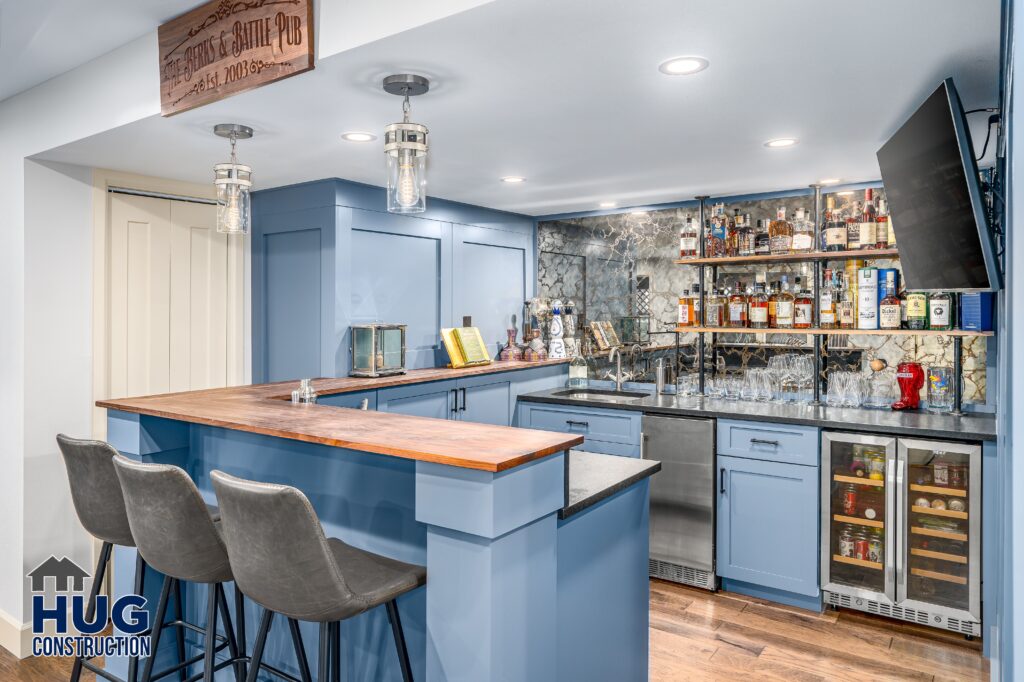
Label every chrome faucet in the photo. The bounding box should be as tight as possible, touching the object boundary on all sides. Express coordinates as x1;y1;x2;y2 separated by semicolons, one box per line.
606;346;629;391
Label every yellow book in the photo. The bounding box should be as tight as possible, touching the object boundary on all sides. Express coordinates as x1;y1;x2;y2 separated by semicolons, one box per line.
453;327;492;366
441;328;468;368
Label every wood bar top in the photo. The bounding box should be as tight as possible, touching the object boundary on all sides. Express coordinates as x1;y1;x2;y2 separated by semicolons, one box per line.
97;360;581;472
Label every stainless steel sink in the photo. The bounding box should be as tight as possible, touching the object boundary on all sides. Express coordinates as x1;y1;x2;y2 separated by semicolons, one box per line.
551;388;650;403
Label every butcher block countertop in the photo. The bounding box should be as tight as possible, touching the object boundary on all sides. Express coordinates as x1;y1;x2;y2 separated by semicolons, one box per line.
97;360;580;472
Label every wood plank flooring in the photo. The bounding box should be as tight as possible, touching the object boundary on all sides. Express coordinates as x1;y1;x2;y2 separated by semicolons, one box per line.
0;580;989;681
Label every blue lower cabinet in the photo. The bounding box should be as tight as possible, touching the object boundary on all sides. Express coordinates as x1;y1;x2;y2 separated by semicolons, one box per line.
717;455;819;598
517;402;641;451
378;380;456;419
317;390;377;410
457;375;512;425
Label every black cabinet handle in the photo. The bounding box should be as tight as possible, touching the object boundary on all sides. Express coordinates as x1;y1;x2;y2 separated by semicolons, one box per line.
566;420;589;429
459;387;467;412
720;467;726;494
750;438;780;447
450;389;458;414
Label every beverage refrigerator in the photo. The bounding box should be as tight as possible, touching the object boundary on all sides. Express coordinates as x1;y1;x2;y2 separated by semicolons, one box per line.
820;431;981;637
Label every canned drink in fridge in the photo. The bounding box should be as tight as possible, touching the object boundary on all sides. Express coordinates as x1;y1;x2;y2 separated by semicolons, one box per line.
839;527;855;558
868;531;884;563
854;535;871;562
842;485;858;516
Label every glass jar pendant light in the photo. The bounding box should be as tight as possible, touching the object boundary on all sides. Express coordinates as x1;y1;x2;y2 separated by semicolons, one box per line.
213;123;254;234
383;74;430;214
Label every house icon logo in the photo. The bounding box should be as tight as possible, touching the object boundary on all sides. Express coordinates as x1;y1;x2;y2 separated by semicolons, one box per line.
27;556;91;593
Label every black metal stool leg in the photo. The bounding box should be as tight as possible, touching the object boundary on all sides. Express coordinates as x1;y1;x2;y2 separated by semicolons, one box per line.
233;586;247;679
201;584;218;682
71;542;113;682
386;600;414;682
172;579;187;682
329;622;340;682
215;585;242;681
317;623;330;682
244;609;273;682
287;618;313;682
127;551;147;682
142;575;174;682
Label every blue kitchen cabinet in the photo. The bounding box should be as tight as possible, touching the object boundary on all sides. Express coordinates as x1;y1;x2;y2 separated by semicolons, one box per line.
516;402;641;457
717;454;819;599
317;390;377;411
456;374;512;426
377;380;456;420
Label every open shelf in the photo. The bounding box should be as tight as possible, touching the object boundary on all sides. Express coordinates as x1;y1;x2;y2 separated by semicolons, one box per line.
910;483;968;498
911;505;968;520
834;474;884;487
911;526;968;542
674;248;901;266
833;514;884;529
673;326;993;338
832;554;883;570
911;567;967;585
911;548;968;565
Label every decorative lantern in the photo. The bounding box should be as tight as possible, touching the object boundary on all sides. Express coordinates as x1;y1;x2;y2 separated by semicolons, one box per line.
213;123;253;234
383;74;430;214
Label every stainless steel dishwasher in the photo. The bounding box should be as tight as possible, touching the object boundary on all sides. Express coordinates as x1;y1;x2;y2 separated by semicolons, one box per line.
642;414;716;591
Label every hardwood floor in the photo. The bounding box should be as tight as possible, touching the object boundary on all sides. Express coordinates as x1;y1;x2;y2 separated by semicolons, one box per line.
0;580;989;681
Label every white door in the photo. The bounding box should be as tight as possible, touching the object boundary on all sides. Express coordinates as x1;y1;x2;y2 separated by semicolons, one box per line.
108;193;244;399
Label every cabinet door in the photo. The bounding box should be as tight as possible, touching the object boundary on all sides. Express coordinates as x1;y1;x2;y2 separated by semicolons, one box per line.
457;377;512;426
377;380;455;420
717;455;819;596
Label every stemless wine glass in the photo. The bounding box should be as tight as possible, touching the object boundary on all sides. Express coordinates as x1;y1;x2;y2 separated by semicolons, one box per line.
741;370;758;402
826;371;847;407
723;374;742;401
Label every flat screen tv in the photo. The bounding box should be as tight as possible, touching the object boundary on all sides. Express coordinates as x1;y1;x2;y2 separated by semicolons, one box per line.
876;78;1001;291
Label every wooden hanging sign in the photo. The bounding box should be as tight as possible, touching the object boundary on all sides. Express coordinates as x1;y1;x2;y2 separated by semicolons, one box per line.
158;0;314;116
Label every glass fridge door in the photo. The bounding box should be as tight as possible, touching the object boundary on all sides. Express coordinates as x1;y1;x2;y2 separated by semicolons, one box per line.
898;439;981;618
821;432;897;602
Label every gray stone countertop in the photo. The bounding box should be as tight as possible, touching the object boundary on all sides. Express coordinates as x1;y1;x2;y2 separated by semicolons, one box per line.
561;450;661;519
523;388;997;442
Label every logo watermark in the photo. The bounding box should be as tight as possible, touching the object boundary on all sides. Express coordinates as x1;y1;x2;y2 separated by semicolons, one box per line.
28;555;151;659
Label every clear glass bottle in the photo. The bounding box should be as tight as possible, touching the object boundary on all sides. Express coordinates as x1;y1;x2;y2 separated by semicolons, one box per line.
754;218;771;255
879;272;902;330
704;287;726;327
679;216;699;259
794;277;813;329
859;188;878;250
748;283;769;329
737;213;755;256
906;292;929;330
928;291;954;330
567;354;589;388
768;206;794;255
819;268;838;329
774;276;795;328
727;285;748;328
837;274;857;329
791;207;815;253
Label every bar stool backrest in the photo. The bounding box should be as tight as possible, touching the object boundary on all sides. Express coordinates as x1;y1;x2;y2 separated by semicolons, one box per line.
112;455;233;584
56;434;135;547
210;470;364;622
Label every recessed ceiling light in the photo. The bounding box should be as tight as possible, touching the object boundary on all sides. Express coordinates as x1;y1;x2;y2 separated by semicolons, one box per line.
658;56;709;76
836;190;855;196
599;201;617;208
764;138;797;148
341;131;376;142
501;176;526;183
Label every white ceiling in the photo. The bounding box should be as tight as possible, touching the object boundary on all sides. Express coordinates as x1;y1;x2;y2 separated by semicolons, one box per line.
0;0;199;102
36;0;1001;216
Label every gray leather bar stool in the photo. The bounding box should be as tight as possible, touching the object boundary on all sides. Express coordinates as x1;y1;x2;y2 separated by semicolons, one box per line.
210;470;426;682
57;434;148;682
112;455;254;682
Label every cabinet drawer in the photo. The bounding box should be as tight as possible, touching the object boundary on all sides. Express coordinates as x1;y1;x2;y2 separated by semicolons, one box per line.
717;419;818;466
520;403;640;446
576;440;641;458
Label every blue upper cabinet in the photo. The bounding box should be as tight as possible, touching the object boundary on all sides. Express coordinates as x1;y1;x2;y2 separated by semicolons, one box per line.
252;179;535;382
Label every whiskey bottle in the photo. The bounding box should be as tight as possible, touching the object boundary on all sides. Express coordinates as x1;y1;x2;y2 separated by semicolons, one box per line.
906;292;929;330
774;276;795;329
754;219;771;255
823;198;848;252
726;209;742;256
768;206;794;255
791;208;815;253
879;273;902;330
819;269;838;329
679;216;699;258
748;283;769;329
846;200;862;250
928;291;954;330
738;213;755;256
706;203;727;257
837;274;857;329
859;189;878;250
726;285;748;328
704;288;726;327
678;289;692;326
691;284;702;325
794;277;814;329
875;198;890;249
767;282;779;327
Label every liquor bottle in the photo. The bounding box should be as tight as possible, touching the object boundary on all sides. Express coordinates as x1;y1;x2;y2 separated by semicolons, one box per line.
857;267;880;329
726;285;748;328
678;288;692;326
929;291;954;330
767;282;779;326
769;206;794;255
886;202;897;248
679;216;699;258
726;209;741;256
754;219;771;255
691;284;702;326
822;198;847;252
906;292;929;330
794;277;814;329
704;288;726;327
875;198;890;249
819;269;838;329
738;213;755;256
748;283;769;329
791;208;815;253
859;189;878;250
706;203;727;257
846;200;862;250
774;276;795;328
838;274;857;329
879;273;902;330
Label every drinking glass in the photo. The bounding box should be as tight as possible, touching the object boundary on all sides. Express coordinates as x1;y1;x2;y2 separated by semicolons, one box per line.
827;372;848;407
741;371;758;402
676;373;699;398
927;366;955;412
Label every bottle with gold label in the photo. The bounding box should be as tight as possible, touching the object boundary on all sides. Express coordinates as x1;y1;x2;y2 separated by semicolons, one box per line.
906;292;929;330
768;207;793;255
819;269;838;329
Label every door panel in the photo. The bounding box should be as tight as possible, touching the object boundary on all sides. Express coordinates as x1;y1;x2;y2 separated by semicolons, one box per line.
717;455;819;596
378;381;455;420
458;380;511;426
265;228;322;382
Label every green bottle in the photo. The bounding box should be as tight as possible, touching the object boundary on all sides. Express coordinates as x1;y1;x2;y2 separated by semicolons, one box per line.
906;292;929;330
